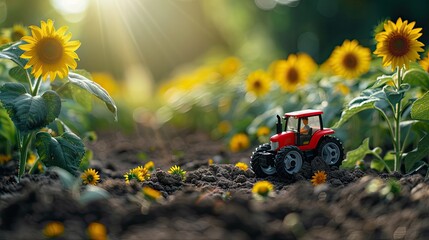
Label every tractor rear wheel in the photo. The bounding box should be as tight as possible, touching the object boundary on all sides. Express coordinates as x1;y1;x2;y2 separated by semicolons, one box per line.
250;144;276;177
275;146;304;177
317;136;344;167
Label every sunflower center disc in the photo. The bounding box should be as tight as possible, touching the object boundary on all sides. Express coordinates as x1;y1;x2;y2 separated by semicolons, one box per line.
38;38;63;64
388;35;410;57
343;53;358;69
287;68;299;84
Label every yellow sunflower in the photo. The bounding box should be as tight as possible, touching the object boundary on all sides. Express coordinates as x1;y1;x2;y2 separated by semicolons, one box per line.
329;40;371;79
419;53;429;72
229;133;250;152
81;168;101;185
273;54;309;92
374;18;424;70
19;19;81;81
245;70;271;97
124;167;145;184
11;24;29;41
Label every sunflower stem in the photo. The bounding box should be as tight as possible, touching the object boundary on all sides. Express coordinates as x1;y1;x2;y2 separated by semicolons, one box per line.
31;77;42;96
394;67;403;172
18;132;34;180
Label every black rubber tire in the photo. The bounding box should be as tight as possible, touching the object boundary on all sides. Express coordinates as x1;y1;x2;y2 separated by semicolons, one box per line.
250;143;276;177
316;136;344;167
275;146;304;177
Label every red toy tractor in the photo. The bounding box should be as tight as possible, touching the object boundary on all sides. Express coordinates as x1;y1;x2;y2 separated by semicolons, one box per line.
250;109;344;177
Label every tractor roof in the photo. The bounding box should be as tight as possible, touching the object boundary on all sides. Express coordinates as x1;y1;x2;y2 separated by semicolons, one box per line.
284;109;323;118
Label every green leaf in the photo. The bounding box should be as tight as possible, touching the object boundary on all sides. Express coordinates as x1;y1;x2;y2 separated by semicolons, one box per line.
66;72;117;120
370;159;385;172
403;134;429;172
383;84;409;106
333;98;379;128
342;138;372;169
403;68;429;91
0;107;16;143
79;148;92;171
369;74;395;89
35;131;85;175
9;66;29;83
411;91;429;120
0;41;28;68
0;83;61;134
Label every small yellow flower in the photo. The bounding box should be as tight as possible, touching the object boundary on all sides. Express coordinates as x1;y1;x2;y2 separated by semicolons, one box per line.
87;222;107;240
19;19;81;81
0;154;12;165
246;70;271;97
374;18;424;70
134;166;151;180
229;133;250;152
208;159;214;165
235;162;248;171
124;168;144;184
144;161;155;172
81;169;100;185
11;24;29;41
273;54;309;92
142;186;162;201
43;221;64;238
256;126;270;137
219;56;241;77
311;170;327;186
252;180;274;199
329;39;371;79
168;165;186;180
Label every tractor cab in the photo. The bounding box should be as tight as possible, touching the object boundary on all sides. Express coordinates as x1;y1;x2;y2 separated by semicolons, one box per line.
284;110;323;146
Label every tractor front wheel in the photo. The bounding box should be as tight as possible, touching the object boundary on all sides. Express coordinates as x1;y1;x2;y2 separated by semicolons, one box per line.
250;144;277;177
317;136;344;167
275;146;304;177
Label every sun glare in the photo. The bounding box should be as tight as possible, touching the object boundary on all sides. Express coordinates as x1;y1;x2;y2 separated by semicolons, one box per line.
50;0;89;22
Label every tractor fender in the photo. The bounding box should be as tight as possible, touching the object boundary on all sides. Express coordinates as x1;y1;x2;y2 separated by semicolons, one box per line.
300;128;334;151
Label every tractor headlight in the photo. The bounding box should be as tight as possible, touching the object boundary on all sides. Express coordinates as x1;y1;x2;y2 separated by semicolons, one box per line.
270;141;279;150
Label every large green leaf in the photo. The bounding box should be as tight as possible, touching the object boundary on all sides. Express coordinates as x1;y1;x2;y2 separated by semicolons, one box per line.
9;66;28;83
333;98;379;128
35;131;85;175
0;83;61;134
65;72;117;120
403;134;429;172
411;91;429;120
403;69;429;91
0;107;16;143
342;138;371;169
0;41;27;68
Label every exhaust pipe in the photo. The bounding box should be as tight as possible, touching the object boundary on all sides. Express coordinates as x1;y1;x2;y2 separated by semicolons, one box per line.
276;115;282;134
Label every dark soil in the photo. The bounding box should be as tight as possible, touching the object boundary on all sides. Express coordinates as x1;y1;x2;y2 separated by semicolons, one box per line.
1;126;429;239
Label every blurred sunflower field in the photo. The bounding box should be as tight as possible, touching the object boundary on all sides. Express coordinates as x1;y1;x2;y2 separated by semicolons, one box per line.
1;0;429;174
